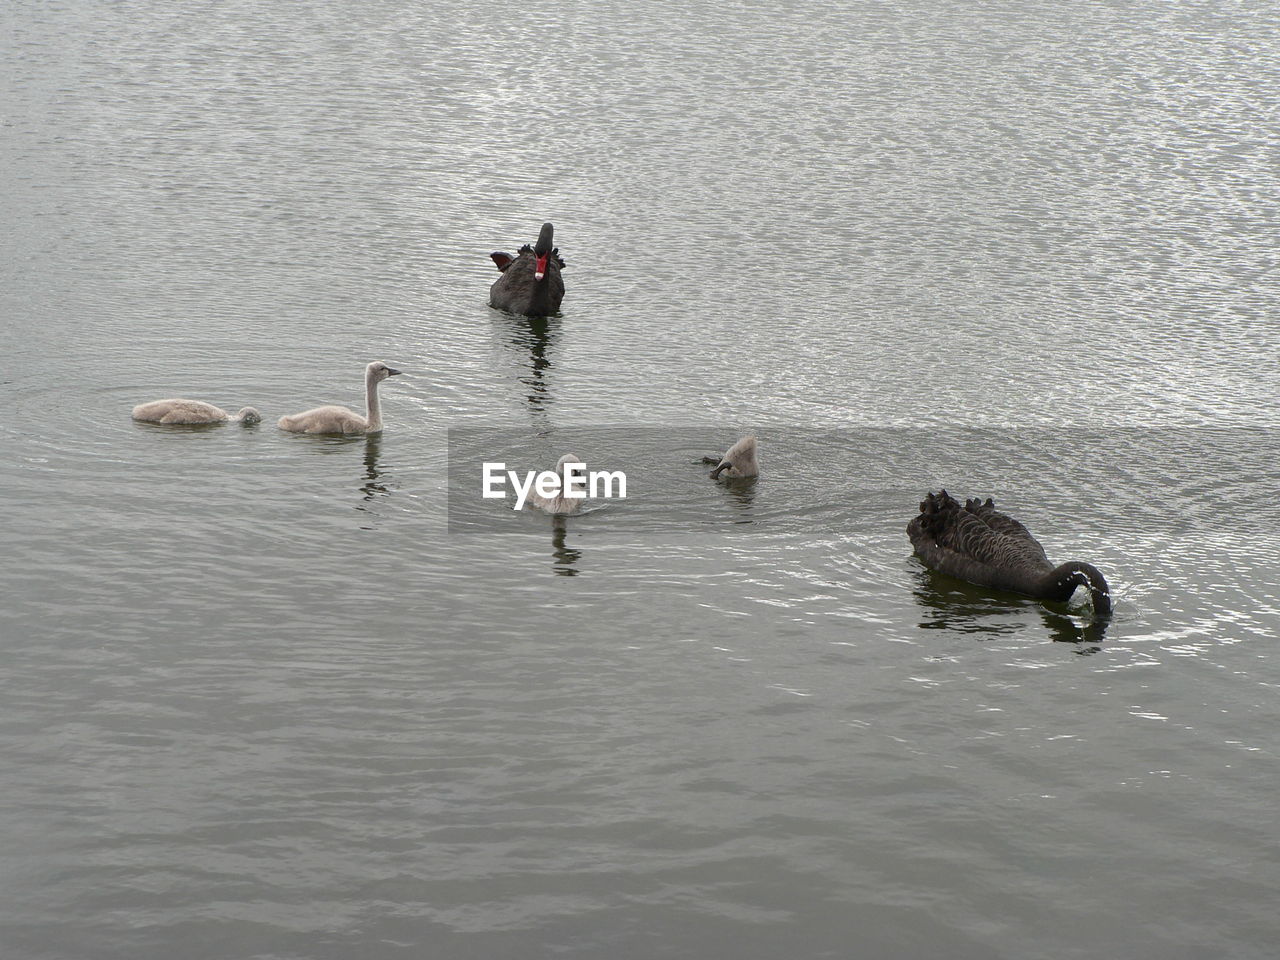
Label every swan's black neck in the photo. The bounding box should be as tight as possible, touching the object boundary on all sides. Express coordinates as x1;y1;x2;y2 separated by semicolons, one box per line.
1046;561;1112;617
534;222;554;256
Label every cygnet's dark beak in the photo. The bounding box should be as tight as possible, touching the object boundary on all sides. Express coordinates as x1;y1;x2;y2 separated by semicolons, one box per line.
386;367;403;377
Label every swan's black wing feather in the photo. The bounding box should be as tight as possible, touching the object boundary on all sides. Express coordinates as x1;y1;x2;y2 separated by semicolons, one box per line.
908;491;1051;591
962;496;1046;561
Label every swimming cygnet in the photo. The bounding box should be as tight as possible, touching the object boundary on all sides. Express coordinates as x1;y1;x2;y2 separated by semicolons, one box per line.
132;399;261;425
707;435;758;479
529;453;586;515
277;361;403;436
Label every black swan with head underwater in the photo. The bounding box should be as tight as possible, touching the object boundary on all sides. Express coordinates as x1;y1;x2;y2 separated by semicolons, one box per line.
489;222;565;317
907;490;1112;617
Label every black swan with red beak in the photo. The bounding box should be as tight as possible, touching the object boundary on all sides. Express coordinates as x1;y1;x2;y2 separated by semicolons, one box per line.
908;490;1113;617
489;222;566;316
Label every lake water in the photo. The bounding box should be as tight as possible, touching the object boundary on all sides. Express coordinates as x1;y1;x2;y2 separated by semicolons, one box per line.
3;1;1279;957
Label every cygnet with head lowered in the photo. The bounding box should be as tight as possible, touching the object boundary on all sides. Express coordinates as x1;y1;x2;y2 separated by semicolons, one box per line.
707;435;758;479
132;399;261;425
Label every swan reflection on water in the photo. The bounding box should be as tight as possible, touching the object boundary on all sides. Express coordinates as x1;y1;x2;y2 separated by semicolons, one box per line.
357;435;392;510
1038;607;1108;650
718;474;758;521
911;567;1108;650
491;312;560;430
551;515;582;577
516;315;559;414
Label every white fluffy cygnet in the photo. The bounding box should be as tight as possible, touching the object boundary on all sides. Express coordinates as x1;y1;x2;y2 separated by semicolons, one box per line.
277;362;403;436
132;399;261;425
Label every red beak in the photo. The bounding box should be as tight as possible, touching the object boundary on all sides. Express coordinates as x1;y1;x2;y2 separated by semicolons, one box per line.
535;253;549;280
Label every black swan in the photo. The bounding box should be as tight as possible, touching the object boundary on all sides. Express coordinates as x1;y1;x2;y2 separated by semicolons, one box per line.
489;222;565;316
907;490;1112;617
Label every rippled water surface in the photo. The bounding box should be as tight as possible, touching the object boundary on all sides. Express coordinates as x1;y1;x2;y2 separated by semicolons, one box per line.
3;1;1279;957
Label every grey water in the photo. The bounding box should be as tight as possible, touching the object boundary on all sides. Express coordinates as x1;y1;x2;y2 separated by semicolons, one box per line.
3;1;1279;957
